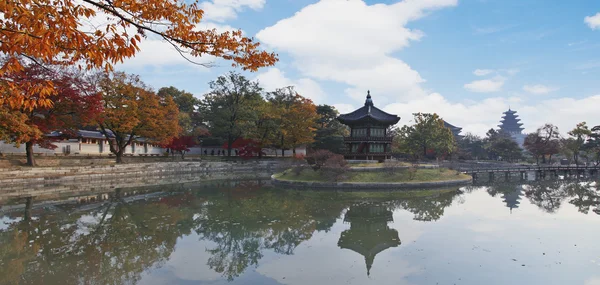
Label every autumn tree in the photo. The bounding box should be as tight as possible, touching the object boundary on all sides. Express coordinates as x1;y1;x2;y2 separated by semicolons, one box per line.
394;113;455;160
268;87;318;156
199;72;263;156
158;86;209;157
0;64;102;166
95;72;180;163
162;136;196;159
1;0;277;111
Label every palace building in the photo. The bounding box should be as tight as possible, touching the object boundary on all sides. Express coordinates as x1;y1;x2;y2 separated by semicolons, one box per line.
443;120;463;140
337;91;400;161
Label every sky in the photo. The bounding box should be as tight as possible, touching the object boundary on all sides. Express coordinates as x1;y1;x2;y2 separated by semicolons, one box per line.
115;0;600;137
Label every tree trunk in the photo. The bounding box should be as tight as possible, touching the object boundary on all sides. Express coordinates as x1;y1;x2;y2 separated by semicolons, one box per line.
181;151;186;160
293;147;296;156
227;135;233;157
574;153;578;165
115;150;124;164
25;141;35;167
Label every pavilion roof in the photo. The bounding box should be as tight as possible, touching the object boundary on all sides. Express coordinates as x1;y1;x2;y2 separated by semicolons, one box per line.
337;91;400;125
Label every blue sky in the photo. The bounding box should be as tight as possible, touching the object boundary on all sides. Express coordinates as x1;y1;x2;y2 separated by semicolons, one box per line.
116;0;600;136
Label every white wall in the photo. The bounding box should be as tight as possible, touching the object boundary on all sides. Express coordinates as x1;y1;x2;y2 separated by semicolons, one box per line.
1;140;307;157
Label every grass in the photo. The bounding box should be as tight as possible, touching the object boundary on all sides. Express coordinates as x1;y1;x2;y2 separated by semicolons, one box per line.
274;167;471;183
349;162;410;168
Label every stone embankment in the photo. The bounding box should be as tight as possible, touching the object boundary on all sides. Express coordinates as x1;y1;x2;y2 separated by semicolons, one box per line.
0;161;288;202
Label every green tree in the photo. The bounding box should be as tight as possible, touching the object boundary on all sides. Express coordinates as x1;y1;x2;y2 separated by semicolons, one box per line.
199;72;263;156
583;125;600;166
395;113;455;160
157;86;199;114
484;129;522;162
243;99;280;158
457;133;487;160
566;122;592;165
312;105;348;153
523;123;561;164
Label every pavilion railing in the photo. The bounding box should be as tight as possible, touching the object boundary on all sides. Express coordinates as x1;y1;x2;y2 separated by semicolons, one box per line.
343;136;393;142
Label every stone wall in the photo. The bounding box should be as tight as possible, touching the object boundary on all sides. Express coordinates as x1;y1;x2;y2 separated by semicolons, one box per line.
0;160;291;202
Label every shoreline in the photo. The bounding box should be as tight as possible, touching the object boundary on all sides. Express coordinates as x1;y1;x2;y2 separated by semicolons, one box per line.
271;174;473;190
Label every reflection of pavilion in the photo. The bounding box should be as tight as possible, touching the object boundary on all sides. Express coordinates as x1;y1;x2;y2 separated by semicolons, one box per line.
502;186;523;213
337;203;401;276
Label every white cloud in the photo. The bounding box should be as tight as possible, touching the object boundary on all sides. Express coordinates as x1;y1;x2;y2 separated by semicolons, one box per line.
523;84;558;95
200;0;265;22
256;0;458;103
116;22;241;69
254;68;326;103
473;69;494;76
464;76;505;93
333;103;355;115
584;12;600;30
381;93;600;137
585;277;600;285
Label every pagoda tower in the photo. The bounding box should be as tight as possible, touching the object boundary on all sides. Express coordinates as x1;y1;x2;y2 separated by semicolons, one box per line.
502;186;523;213
337;202;401;276
337;91;400;161
498;108;526;147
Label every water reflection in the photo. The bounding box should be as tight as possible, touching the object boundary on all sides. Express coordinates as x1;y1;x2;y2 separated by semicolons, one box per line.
338;202;400;276
0;177;599;284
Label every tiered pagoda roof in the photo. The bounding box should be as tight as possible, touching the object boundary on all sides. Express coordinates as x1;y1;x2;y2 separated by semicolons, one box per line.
502;186;523;213
337;91;400;125
337;203;401;276
498;109;524;134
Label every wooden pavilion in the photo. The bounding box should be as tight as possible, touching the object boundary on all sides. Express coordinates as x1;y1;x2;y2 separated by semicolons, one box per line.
337;91;400;161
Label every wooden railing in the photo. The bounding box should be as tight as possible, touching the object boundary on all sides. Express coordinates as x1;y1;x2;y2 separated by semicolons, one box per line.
454;165;600;174
343;136;393;142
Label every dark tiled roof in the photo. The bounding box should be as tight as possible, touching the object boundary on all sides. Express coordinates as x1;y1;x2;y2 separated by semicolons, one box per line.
337;92;400;125
443;121;462;132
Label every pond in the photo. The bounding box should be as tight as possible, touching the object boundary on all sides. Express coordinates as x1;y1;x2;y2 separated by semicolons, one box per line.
0;178;599;285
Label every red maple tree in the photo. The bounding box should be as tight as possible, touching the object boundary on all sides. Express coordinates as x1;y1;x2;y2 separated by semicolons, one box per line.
1;64;102;166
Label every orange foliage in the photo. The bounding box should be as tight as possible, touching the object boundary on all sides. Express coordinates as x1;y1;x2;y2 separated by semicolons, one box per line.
0;0;278;110
95;72;181;163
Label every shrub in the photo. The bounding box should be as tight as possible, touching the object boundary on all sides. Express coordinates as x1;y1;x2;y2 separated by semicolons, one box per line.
292;165;307;176
320;154;349;182
384;160;404;175
307;149;336;170
407;162;419;180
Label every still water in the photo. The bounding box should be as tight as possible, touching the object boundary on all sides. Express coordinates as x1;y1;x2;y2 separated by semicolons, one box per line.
0;179;599;285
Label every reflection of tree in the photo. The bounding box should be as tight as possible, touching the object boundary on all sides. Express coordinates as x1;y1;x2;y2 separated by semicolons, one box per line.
194;189;346;280
393;190;462;221
0;192;195;285
523;180;568;213
565;182;600;215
